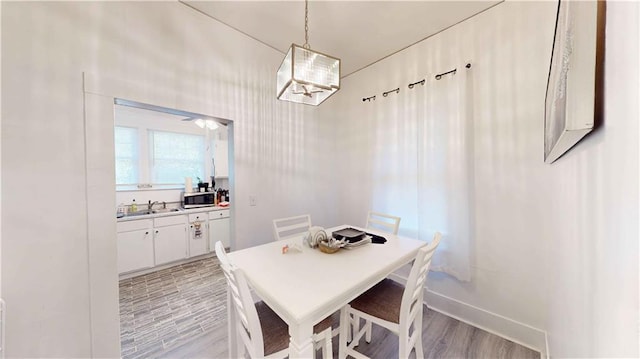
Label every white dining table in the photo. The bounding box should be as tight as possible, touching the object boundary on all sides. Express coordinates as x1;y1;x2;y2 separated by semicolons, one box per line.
226;225;426;358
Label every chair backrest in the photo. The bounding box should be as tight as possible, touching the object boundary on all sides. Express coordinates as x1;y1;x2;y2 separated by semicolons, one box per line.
215;241;265;357
399;232;441;327
272;214;312;241
366;211;401;235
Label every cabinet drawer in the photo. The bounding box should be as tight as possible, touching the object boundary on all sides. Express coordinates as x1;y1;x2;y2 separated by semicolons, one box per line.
117;219;152;233
154;215;186;227
188;213;208;223
209;209;230;219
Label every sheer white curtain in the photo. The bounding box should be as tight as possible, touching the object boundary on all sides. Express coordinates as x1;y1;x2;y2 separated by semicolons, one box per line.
417;67;474;282
368;80;420;239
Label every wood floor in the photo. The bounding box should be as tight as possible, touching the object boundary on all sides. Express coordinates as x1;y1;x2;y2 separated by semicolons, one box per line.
158;309;540;359
120;256;540;359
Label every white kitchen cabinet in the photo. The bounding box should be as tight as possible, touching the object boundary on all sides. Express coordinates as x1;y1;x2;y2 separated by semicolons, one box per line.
188;213;208;257
214;139;229;178
117;209;231;276
116;219;154;274
209;209;230;249
154;216;188;265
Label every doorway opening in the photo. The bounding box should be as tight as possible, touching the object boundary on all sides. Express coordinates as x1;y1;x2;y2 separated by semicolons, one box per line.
112;99;234;358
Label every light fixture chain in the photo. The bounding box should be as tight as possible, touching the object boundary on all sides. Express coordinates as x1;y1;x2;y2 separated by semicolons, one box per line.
303;0;310;49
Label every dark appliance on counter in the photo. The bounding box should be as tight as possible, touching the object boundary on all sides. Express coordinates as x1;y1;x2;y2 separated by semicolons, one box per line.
182;191;216;209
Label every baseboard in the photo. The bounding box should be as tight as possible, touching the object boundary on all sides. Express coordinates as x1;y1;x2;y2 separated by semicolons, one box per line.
119;253;215;280
388;273;549;359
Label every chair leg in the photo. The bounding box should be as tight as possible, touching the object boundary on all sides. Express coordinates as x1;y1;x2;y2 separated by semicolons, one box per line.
352;314;360;347
399;336;408;359
398;318;409;359
415;335;425;359
339;306;350;359
323;329;332;359
313;328;332;359
313;337;318;359
364;320;372;343
414;307;425;359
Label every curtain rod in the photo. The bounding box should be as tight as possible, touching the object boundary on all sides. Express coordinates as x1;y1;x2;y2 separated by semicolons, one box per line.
361;62;472;103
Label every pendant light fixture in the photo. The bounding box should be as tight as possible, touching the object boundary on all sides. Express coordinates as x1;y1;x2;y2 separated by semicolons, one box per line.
276;0;340;106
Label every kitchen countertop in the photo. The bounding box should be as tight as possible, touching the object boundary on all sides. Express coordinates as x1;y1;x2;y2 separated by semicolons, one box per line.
117;205;230;222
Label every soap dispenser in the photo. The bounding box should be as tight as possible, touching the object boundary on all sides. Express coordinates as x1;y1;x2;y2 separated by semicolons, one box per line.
131;199;137;213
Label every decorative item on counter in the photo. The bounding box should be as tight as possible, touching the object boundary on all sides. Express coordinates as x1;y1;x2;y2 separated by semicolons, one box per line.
303;226;328;249
130;199;137;213
217;189;228;204
184;177;193;193
196;177;208;192
117;203;127;218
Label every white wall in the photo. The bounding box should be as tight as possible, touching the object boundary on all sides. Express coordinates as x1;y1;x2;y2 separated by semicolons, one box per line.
3;1;637;358
545;1;639;357
322;1;638;357
1;1;334;357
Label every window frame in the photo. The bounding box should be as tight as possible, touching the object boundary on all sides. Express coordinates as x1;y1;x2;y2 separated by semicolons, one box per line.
114;123;215;191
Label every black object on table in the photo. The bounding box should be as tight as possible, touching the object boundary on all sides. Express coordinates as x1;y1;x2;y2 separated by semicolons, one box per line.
332;227;387;244
365;232;387;244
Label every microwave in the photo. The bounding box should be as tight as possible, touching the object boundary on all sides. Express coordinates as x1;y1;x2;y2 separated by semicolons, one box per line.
182;192;215;209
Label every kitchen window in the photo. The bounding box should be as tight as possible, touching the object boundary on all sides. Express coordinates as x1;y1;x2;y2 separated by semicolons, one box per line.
149;130;204;185
114;126;139;186
115;127;208;190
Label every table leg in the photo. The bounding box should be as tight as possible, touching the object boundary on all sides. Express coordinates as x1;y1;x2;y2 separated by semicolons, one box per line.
227;286;238;358
288;321;315;358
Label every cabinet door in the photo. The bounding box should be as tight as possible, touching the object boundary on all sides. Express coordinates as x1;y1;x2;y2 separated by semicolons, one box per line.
209;217;230;250
214;139;229;178
189;221;208;257
154;224;188;265
117;229;154;274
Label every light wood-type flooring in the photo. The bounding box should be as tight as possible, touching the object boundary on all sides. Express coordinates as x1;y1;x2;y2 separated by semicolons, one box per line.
120;256;540;359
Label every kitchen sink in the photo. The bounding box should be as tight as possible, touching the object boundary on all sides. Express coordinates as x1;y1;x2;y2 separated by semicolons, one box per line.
152;208;181;214
126;210;153;217
122;208;181;218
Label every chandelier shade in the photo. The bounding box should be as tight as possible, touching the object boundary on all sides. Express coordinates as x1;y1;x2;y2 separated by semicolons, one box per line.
276;44;341;106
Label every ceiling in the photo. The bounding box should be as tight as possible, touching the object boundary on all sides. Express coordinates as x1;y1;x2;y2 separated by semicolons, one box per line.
182;1;501;77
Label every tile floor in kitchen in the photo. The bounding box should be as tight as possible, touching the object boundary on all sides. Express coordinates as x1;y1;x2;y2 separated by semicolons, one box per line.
118;256;227;359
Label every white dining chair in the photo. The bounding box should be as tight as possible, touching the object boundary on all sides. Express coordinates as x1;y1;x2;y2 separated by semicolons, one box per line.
365;211;401;235
349;210;402;342
215;241;333;358
272;214;312;241
338;232;442;359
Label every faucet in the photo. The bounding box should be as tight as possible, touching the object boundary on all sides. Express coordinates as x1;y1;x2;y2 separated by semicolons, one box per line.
148;200;159;211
